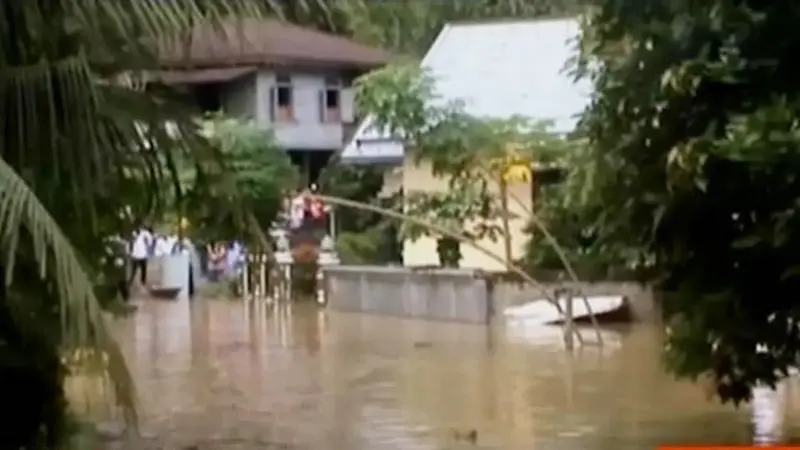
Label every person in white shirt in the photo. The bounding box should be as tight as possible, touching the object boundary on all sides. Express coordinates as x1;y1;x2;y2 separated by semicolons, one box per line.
289;189;307;230
154;235;169;257
129;226;153;286
164;234;175;252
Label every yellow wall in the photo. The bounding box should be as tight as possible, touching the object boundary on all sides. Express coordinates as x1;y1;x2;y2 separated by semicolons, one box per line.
398;158;532;272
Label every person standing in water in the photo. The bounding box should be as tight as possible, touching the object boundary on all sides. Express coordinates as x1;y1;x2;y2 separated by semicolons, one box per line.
206;241;227;282
289;189;307;230
128;225;153;288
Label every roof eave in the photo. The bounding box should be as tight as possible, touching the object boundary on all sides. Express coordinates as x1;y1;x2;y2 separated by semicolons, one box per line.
158;55;388;71
335;154;404;166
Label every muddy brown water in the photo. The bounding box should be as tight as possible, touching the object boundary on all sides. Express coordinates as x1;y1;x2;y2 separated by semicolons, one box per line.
71;298;800;449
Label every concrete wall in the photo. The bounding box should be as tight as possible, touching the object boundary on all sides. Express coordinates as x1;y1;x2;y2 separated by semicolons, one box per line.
323;266;493;324
323;265;660;324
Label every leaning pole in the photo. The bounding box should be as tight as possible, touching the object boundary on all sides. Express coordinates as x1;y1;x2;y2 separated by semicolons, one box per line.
308;193;603;348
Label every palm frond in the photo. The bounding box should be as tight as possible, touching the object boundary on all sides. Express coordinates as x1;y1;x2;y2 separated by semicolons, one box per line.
0;156;137;425
0;0;284;435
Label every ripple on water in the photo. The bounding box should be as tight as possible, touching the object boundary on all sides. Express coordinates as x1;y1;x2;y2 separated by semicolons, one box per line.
72;299;800;449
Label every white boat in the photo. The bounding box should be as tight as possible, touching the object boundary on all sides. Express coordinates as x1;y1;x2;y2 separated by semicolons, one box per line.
503;295;629;326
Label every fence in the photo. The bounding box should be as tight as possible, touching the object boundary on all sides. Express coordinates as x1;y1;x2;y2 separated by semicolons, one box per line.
238;253;285;302
238;254;324;303
321;266;494;324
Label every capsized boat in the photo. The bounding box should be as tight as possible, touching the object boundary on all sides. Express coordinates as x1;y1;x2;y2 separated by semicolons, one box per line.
504;323;624;348
503;295;631;326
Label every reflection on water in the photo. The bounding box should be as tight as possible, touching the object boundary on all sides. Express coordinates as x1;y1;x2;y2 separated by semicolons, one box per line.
78;298;800;449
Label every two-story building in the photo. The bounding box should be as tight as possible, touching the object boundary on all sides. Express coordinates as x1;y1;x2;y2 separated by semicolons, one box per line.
153;19;391;183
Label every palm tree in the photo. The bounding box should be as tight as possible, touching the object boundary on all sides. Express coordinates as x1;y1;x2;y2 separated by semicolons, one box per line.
0;1;305;447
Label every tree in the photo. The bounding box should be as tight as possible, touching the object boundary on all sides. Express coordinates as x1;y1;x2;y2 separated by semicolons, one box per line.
577;1;800;403
331;0;583;54
317;163;401;264
356;64;572;268
186;114;299;243
522;137;651;278
403;179;501;267
354;65;494;266
267;0;582;56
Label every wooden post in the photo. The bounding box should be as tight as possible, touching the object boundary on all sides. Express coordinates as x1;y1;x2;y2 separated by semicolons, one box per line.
499;177;513;269
329;207;337;241
564;289;575;350
241;256;251;301
269;265;280;303
258;253;267;302
316;266;326;304
284;264;292;301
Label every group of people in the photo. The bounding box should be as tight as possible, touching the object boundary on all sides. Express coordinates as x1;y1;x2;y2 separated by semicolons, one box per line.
204;240;245;282
126;225;248;291
122;185;330;292
128;226;192;287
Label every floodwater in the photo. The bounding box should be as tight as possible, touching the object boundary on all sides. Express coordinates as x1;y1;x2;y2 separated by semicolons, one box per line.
74;298;800;449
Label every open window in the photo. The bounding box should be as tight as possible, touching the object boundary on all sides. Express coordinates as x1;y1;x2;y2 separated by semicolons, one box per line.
319;76;341;122
270;73;293;122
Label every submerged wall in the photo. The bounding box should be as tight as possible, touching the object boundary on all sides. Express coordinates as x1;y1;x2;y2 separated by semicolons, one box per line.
322;266;493;324
322;265;659;324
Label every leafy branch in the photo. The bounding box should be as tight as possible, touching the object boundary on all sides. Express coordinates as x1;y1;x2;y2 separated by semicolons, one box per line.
356;64;577;267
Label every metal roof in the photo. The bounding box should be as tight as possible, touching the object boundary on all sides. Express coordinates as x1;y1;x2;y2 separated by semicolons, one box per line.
340;17;590;164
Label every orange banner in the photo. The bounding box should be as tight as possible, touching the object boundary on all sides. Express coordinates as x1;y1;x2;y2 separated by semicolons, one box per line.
658;447;800;450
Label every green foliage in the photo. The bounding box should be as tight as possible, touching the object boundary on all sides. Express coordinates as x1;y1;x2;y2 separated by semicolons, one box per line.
335;230;383;264
356;64;575;266
578;0;800;403
357;65;572;173
318;164;401;264
324;0;584;54
403;179;501;242
436;236;462;267
184;114;299;243
0;1;282;445
318;163;386;232
523;139;650;276
355;64;440;142
355;65;502;251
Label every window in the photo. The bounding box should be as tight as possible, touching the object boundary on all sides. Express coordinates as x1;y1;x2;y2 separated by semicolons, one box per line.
320;76;341;122
271;74;293;122
325;89;340;109
277;86;292;106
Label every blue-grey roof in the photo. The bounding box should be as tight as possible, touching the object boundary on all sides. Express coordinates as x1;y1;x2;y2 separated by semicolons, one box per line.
340;17;590;164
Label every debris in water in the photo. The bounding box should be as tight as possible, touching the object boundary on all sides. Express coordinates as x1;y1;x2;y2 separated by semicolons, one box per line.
452;429;477;444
